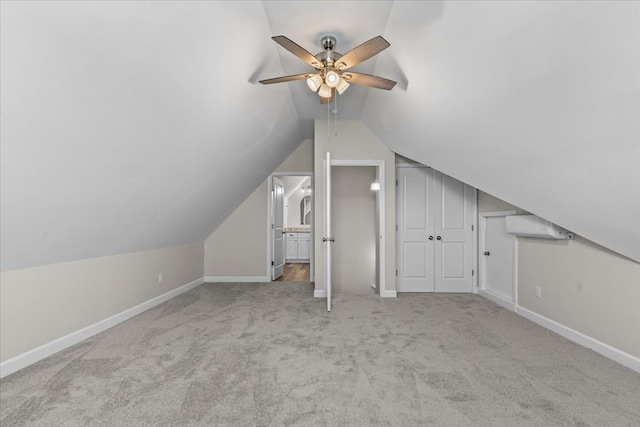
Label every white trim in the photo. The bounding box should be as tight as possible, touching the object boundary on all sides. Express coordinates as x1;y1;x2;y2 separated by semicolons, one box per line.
0;277;205;378
268;172;314;283
480;210;518;218
516;306;640;373
478;289;516;312
314;290;327;298
471;189;478;294
204;276;270;283
395;163;430;168
329;159;389;298
380;290;397;298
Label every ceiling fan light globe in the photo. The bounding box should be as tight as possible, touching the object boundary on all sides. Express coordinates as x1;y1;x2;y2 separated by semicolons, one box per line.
336;78;350;95
325;70;340;88
306;74;323;92
318;83;332;98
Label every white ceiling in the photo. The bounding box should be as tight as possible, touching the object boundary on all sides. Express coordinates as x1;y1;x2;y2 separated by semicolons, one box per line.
1;1;638;270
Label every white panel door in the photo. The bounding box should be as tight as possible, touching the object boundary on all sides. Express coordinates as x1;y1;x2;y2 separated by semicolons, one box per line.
397;167;436;292
434;174;475;292
484;216;515;303
272;177;284;280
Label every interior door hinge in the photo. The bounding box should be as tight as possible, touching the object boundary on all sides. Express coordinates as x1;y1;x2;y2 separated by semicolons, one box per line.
396;179;398;186
396;269;398;276
272;261;275;266
396;225;398;231
472;224;474;231
472;269;475;276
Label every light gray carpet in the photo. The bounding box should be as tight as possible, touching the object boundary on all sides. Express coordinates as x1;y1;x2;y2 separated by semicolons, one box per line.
1;282;639;426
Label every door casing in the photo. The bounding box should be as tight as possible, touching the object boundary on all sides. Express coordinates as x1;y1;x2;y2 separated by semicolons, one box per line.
325;159;388;303
267;172;314;282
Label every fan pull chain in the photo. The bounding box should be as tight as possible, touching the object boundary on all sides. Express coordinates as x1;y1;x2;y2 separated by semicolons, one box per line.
327;98;330;142
334;94;338;136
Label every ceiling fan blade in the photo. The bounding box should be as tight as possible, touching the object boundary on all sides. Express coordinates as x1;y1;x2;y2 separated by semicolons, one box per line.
335;36;390;70
272;36;323;69
342;72;396;90
259;73;313;85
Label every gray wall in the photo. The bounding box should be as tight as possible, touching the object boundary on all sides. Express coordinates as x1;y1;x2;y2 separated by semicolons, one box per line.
331;167;377;295
478;190;640;359
204;140;313;278
1;242;204;362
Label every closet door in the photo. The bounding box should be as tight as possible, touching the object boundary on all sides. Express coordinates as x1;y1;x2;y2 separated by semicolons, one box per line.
434;173;475;292
396;167;436;292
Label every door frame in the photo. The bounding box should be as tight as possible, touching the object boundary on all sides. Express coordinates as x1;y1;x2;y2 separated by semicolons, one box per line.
329;159;387;297
478;210;518;311
267;172;314;282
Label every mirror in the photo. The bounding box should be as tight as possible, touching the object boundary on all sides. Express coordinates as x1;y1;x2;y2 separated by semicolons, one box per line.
300;196;311;225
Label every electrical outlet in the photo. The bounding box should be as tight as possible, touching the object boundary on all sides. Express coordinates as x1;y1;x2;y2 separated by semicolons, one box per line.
158;273;163;283
536;286;542;298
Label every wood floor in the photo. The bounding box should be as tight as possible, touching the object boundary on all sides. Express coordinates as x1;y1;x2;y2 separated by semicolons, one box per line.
275;263;310;282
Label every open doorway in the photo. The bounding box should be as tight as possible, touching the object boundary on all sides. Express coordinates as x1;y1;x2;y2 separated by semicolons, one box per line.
269;173;313;282
331;166;378;295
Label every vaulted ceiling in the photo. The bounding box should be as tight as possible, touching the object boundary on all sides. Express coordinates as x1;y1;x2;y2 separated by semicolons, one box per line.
1;1;639;270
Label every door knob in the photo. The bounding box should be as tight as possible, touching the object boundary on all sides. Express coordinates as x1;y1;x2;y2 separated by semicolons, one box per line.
428;236;434;240
436;236;442;240
484;251;490;256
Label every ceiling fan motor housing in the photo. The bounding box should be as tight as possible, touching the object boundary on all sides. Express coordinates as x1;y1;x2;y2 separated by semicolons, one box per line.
321;35;336;51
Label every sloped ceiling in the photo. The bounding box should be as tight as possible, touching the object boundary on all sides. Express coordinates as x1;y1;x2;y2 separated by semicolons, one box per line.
361;1;640;262
0;1;304;270
1;1;638;271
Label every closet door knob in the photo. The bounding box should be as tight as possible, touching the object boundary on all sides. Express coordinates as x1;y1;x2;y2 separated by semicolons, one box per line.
428;236;434;241
436;236;442;240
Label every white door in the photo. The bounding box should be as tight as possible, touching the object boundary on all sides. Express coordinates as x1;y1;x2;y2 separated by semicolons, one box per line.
397;167;475;293
434;174;475;292
324;153;332;311
397;167;436;292
272;177;284;280
481;214;516;305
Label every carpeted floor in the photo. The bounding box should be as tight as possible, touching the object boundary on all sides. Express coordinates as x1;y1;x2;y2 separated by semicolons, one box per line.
1;282;639;426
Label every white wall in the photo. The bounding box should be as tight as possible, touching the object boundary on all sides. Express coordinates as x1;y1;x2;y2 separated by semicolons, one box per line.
314;120;396;296
0;242;204;363
365;1;640;262
331;167;377;295
204;140;313;279
477;191;640;361
0;1;304;271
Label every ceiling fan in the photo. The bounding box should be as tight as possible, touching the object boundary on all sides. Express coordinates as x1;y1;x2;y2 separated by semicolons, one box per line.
260;35;396;103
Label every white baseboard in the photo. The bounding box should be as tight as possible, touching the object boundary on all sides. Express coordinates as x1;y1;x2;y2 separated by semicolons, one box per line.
380;290;397;298
204;276;270;283
478;289;516;312
314;290;326;298
0;277;205;379
516;306;640;374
